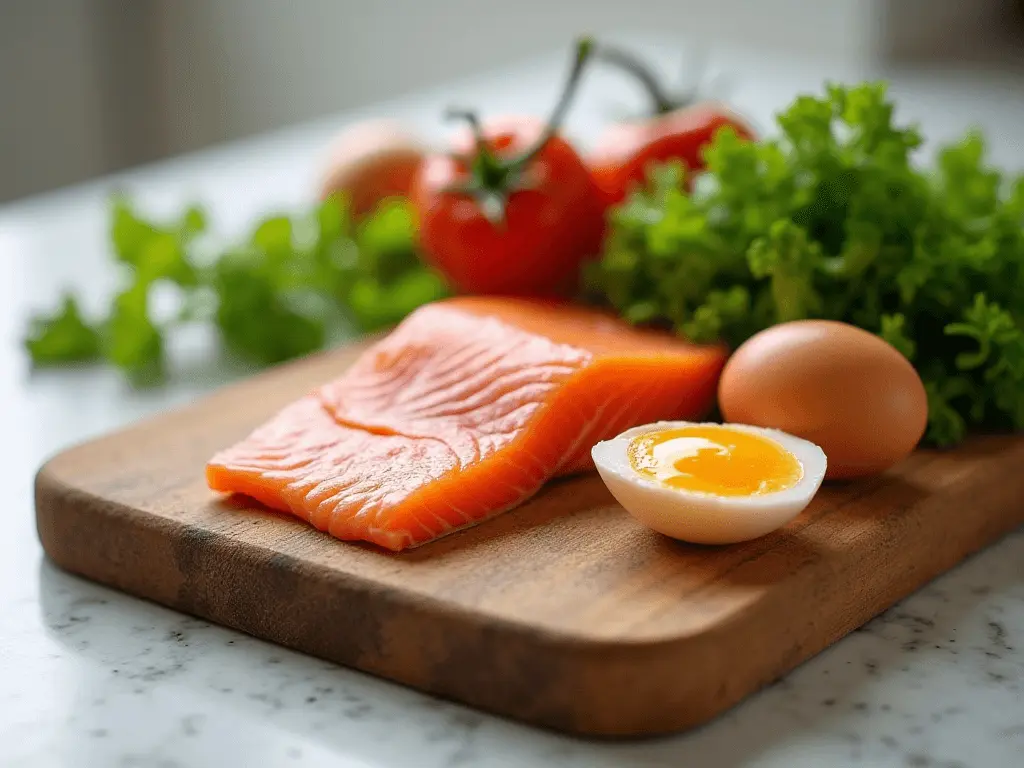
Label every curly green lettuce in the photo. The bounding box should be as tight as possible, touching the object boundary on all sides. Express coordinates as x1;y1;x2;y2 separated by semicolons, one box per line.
588;81;1024;445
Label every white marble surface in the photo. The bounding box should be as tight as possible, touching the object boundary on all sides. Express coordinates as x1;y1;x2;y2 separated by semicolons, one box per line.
2;36;1023;768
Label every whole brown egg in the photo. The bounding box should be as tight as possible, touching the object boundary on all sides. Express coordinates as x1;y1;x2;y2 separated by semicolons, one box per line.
717;320;929;479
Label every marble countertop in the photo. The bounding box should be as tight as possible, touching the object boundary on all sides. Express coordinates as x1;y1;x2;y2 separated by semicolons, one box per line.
2;36;1022;768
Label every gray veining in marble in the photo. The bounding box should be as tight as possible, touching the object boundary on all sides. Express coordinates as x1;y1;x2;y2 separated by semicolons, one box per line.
8;531;1021;768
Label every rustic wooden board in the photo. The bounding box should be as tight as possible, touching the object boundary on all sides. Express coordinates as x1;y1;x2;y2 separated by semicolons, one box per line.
34;340;1024;737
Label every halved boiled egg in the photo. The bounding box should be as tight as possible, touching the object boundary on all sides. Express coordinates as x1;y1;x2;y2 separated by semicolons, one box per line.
591;421;827;545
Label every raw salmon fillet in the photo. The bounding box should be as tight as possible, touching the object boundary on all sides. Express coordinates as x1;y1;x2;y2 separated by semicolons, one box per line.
206;297;727;551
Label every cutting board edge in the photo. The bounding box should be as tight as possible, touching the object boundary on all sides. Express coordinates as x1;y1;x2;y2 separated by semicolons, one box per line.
33;442;1024;738
34;466;712;737
33;460;754;737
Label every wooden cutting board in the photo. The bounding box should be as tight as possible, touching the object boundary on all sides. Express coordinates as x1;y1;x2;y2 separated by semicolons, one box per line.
34;340;1024;737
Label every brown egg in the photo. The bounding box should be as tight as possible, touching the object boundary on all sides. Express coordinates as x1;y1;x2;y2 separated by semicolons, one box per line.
718;320;929;480
317;119;425;218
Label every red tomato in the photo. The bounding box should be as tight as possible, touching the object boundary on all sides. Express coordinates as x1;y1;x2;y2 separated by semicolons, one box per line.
589;102;756;206
412;117;605;297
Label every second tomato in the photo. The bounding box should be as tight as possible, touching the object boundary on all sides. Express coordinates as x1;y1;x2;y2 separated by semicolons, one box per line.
589;43;757;206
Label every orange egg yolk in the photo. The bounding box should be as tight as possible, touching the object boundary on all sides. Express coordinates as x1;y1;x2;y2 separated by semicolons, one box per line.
627;425;803;496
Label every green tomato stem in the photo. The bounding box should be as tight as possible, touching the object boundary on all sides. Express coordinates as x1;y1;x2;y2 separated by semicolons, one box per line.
438;36;596;225
443;108;489;156
593;42;695;116
506;36;595;172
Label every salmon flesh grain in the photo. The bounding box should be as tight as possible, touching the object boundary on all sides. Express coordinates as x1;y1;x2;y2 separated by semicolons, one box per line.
206;298;727;551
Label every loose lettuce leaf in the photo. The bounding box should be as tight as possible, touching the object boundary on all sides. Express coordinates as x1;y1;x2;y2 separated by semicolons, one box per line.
23;295;102;366
23;195;446;383
590;81;1024;445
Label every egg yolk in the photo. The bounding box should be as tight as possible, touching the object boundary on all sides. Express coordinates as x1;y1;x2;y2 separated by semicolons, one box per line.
627;425;803;497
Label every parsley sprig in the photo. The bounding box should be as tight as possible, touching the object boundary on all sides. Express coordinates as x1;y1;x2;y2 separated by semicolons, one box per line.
588;81;1024;446
23;195;446;384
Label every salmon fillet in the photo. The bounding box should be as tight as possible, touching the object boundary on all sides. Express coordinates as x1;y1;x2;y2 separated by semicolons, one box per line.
206;297;727;551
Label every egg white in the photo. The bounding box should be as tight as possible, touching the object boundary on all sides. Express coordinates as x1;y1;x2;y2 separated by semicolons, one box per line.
591;421;827;545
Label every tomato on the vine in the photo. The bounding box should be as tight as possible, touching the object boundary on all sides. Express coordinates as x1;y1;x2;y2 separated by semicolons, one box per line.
411;39;605;298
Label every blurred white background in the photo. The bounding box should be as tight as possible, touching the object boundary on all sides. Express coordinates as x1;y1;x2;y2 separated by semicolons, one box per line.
2;0;1021;203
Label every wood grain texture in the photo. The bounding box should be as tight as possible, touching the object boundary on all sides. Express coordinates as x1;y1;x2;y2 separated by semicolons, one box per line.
34;340;1024;737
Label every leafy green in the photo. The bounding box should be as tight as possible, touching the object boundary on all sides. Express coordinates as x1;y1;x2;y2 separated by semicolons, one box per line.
110;195;206;286
23;194;446;383
343;199;448;331
105;284;166;384
588;81;1024;445
211;247;329;366
23;295;102;365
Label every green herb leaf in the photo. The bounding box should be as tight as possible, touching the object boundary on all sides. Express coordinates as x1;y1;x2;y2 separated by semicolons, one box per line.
878;313;916;361
104;284;165;385
212;246;328;366
23;294;102;366
23;193;445;383
347;269;449;333
110;196;204;287
590;80;1024;444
